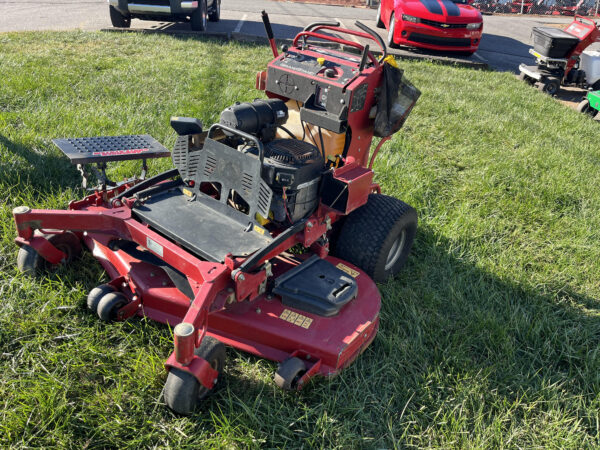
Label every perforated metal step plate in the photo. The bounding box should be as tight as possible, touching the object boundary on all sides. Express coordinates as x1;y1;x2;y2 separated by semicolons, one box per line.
53;135;170;164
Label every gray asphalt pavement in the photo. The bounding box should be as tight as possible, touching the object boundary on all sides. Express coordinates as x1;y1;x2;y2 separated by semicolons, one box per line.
0;0;585;72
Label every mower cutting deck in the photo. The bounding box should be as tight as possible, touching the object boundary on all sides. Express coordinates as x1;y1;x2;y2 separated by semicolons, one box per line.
12;12;421;415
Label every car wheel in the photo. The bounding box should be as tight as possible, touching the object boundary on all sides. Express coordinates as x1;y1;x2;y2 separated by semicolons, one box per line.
191;0;208;31
387;13;398;49
208;0;220;22
109;5;131;28
376;4;385;28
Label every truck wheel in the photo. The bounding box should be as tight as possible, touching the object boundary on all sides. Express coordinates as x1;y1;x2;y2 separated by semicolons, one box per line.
208;0;220;22
577;99;597;118
538;78;560;96
17;232;82;275
333;194;417;283
375;4;385;28
387;13;398;49
164;336;226;415
191;0;208;31
109;5;131;28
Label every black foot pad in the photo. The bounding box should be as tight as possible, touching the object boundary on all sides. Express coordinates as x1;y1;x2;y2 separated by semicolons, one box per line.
53;135;170;164
273;255;358;317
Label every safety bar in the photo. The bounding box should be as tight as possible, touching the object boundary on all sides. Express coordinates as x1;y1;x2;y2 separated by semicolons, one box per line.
208;123;265;163
293;27;381;66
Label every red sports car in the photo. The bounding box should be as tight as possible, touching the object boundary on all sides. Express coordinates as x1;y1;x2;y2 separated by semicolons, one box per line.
376;0;484;54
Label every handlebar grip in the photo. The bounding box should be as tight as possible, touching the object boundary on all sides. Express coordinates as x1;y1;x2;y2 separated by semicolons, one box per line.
303;20;341;32
355;21;387;63
262;10;274;40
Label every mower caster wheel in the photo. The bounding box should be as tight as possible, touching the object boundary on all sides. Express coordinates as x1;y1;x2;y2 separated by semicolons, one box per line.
17;231;82;276
164;336;226;415
274;357;306;391
96;292;128;322
537;77;560;96
87;284;116;314
333;194;417;283
518;72;535;85
577;99;597;118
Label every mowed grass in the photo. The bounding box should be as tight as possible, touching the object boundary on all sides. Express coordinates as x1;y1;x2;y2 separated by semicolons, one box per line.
1;31;599;448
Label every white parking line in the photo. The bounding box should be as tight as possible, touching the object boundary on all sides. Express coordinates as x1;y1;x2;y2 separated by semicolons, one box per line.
336;18;361;44
234;14;247;33
472;52;487;62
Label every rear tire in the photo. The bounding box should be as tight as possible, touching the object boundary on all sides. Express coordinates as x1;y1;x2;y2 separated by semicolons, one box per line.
109;5;131;28
376;4;385;28
164;336;226;415
387;13;398;49
208;0;220;22
333;194;417;282
191;0;207;31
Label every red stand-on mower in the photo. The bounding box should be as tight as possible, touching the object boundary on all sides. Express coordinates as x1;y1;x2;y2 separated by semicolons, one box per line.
519;16;600;95
12;13;420;415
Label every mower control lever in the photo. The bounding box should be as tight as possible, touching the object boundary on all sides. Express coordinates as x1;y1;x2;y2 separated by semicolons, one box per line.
354;21;387;63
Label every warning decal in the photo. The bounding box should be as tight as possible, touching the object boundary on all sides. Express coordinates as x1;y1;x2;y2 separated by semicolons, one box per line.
279;309;313;329
336;263;360;278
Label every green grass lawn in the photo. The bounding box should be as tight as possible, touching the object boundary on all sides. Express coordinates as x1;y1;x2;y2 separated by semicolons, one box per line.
1;31;599;448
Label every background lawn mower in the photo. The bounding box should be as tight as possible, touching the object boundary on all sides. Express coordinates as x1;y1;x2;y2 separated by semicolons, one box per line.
518;16;600;95
12;12;420;415
577;88;600;117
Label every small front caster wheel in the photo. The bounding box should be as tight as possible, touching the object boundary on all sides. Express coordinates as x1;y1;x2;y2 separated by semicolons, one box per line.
87;284;116;314
17;231;82;275
537;77;560;96
96;292;128;322
164;336;226;415
274;357;306;391
577;99;597;118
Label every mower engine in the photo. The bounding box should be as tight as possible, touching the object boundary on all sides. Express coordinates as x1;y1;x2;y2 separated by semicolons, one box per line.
218;99;324;224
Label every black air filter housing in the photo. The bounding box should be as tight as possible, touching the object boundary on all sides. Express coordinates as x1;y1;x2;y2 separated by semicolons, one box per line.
262;139;324;223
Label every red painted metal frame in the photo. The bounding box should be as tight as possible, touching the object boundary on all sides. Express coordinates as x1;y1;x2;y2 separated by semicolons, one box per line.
13;24;388;391
561;16;600;80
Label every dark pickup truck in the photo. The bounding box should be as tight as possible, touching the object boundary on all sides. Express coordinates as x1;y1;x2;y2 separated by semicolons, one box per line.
109;0;220;31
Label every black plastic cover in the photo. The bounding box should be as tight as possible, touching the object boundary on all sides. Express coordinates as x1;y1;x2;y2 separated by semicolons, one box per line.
273;255;358;317
532;27;579;58
374;63;421;138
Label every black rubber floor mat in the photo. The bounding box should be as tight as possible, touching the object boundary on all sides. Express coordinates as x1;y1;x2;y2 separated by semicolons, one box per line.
133;189;272;262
